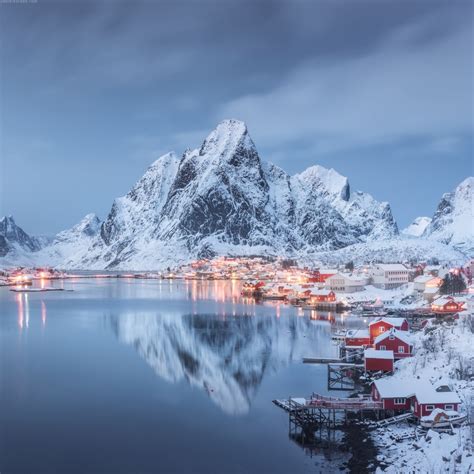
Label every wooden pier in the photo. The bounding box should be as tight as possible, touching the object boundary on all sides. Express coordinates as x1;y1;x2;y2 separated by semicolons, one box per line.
274;393;384;442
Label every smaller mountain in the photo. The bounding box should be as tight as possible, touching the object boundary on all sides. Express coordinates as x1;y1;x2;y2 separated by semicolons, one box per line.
55;213;101;243
402;217;432;237
0;216;42;257
423;177;473;253
42;214;102;267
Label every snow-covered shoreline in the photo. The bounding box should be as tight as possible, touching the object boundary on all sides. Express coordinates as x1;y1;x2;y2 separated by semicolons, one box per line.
372;306;474;473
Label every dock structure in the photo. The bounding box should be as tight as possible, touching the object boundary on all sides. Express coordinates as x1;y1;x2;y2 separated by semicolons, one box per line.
274;393;384;433
327;363;364;391
302;348;365;391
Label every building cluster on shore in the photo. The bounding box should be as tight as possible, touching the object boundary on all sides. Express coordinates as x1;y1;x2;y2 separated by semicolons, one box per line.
1;256;472;311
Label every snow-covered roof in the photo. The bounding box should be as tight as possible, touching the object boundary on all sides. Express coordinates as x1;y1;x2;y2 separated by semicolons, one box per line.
346;329;370;339
423;287;440;294
414;275;437;283
364;349;394;360
318;268;339;274
376;264;408;272
374;328;412;346
374;378;460;403
311;289;333;296
432;296;465;306
374;377;413;398
415;385;461;404
369;317;407;327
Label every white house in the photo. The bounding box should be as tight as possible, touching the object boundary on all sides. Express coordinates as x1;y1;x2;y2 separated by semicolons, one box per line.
325;273;366;293
413;275;443;293
371;264;409;289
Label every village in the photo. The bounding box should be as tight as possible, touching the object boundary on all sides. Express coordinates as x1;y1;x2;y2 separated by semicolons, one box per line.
1;256;473;471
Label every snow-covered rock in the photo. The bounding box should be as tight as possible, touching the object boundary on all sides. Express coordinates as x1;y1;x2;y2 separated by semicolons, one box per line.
63;119;399;269
0;122;471;270
423;177;474;253
306;237;467;266
0;215;44;265
37;213;103;267
401;216;432;237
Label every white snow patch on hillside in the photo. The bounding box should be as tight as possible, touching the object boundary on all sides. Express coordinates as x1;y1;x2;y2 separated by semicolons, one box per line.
402;217;432;237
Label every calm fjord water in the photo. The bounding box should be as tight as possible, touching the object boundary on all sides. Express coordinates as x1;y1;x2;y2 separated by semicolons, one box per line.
0;279;353;473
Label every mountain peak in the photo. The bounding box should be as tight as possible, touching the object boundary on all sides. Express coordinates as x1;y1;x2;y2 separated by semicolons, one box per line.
199;119;254;159
0;215;41;253
150;151;178;169
0;215;16;225
55;213;102;243
295;165;350;201
423;176;473;252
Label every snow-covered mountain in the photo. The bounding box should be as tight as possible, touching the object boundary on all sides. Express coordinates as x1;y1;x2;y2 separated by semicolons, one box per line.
0;216;44;265
0;121;471;269
401;217;432;237
62;119;398;269
40;213;103;266
422;177;473;253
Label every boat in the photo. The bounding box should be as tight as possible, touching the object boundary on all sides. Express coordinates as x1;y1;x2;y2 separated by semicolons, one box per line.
420;409;467;429
331;330;346;341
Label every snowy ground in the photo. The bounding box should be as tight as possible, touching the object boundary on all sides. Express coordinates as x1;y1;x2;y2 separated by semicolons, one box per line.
373;305;474;473
340;283;424;309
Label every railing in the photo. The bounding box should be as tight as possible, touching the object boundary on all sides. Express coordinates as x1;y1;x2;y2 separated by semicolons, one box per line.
305;393;383;410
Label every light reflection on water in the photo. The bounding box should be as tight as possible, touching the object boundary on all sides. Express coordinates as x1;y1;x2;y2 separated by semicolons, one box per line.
1;279;365;473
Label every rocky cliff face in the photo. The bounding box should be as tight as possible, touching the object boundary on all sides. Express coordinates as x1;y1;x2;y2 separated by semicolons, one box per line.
0;216;42;258
423;177;473;253
67;119;398;268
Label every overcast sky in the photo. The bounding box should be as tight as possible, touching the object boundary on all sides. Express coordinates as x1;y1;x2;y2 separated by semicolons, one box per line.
0;0;472;235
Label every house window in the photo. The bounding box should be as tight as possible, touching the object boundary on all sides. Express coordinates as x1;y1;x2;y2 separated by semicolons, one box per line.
444;404;454;410
398;346;405;353
379;327;385;333
425;405;434;412
394;398;406;405
380;345;386;351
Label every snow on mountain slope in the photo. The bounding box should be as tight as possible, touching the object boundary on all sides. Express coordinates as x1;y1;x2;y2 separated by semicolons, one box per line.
159;120;273;255
0;216;42;254
2;121;470;270
423;177;473;253
74;119;398;268
0;216;44;265
37;214;103;267
306;237;467;266
401;216;432;237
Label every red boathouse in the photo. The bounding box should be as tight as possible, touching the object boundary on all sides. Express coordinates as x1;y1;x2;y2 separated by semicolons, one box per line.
373;328;413;359
364;349;394;372
369;317;409;344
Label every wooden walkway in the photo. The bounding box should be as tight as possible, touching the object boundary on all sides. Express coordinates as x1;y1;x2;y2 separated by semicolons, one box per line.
273;394;383;413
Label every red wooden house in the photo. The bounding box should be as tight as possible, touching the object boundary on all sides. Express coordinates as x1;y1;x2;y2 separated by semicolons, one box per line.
345;329;370;348
369;317;409;344
411;383;461;418
431;296;465;314
309;289;336;303
374;328;412;359
372;378;461;417
364;349;394;372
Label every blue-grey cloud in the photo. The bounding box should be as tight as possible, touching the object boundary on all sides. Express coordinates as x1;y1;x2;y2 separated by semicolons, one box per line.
0;0;472;234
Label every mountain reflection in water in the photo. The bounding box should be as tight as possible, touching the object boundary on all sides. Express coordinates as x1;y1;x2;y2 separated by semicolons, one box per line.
110;310;335;414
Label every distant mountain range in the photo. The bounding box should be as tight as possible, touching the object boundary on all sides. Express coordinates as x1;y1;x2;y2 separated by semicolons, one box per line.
1;120;472;269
